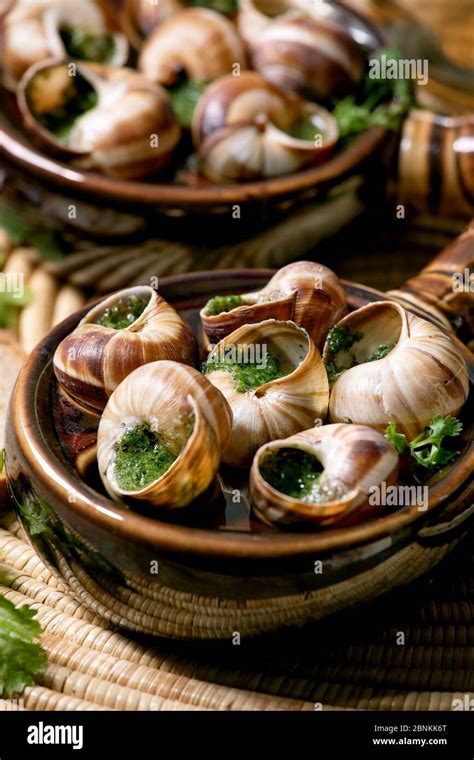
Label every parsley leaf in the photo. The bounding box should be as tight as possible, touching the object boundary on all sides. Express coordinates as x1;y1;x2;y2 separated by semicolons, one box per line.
0;593;46;697
332;47;414;139
384;415;463;470
384;422;408;454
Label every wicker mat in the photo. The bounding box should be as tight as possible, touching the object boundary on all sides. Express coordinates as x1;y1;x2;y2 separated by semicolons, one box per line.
0;510;473;712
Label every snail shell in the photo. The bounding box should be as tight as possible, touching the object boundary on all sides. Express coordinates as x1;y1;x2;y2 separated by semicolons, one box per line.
138;8;247;86
192;71;339;182
323;301;469;438
122;0;184;49
238;0;365;100
17;60;181;178
203;319;329;467
97;360;232;509
250;423;399;528
53;286;198;412
398;109;474;218
201;261;347;349
2;0;129;90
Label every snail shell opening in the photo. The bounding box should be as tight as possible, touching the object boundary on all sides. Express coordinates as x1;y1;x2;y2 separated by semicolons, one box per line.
53;285;198;412
323;300;469;438
250;423;399;528
203;318;329;466
97;360;233;509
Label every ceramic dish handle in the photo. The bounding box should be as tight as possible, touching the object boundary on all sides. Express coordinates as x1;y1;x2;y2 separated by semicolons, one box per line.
397;110;474;218
388;219;474;342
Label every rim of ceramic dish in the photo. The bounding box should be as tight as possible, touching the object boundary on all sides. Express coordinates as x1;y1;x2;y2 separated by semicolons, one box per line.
9;269;474;561
1;120;389;207
0;1;389;209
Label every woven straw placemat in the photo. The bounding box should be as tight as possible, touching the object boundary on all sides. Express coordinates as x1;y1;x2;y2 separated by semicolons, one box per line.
0;510;473;711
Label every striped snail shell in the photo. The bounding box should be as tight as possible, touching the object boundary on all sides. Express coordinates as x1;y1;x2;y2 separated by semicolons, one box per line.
2;0;129;90
192;71;339;182
53;286;198;412
138;8;247;86
250;423;399;528
201;261;347;350
122;0;184;49
97;361;232;509
17;60;181;178
238;0;365;100
202;319;329;467
398;109;474;218
323;301;469;439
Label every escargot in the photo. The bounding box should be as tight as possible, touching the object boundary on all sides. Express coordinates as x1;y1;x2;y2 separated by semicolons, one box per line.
250;423;399;528
323;301;469;438
138;8;247;88
201;261;347;350
192;71;339;182
122;0;184;49
2;0;129;90
97;360;232;509
18;61;181;178
238;0;365;100
202;319;329;467
54;286;198;412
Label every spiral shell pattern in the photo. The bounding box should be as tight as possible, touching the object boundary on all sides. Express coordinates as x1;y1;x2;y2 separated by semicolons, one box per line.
97;360;232;509
2;0;129;89
192;71;338;181
18;61;181;178
250;422;399;528
203;318;329;466
54;286;198;411
201;260;347;349
324;301;469;438
138;8;247;86
238;0;365;99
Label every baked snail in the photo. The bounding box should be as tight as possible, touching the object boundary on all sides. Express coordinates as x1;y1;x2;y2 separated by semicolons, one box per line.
192;71;339;181
200;261;347;349
54;286;198;412
138;8;246;88
250;423;399;528
122;0;184;49
323;301;469;438
97;360;232;509
17;60;182;178
202;318;329;466
238;0;365;99
2;0;129;90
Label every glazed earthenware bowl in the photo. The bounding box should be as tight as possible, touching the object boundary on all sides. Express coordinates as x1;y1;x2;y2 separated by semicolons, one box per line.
6;228;474;640
0;3;388;221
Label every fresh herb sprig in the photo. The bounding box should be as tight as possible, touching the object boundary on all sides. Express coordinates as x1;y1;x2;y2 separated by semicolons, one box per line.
0;593;46;697
384;415;463;469
332;47;414;139
0;202;64;261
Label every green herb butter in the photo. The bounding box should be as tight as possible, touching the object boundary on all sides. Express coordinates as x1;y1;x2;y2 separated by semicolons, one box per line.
114;423;179;492
260;448;347;505
60;26;116;63
203;350;285;392
205;294;246;317
96;295;149;330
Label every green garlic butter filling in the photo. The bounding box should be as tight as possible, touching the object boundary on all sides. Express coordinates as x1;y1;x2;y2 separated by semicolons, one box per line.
259;448;347;504
113;417;193;492
203;349;286;392
95;295;149;330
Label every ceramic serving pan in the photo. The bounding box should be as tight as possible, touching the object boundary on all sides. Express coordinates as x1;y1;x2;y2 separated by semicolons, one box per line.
0;3;388;217
5;226;474;639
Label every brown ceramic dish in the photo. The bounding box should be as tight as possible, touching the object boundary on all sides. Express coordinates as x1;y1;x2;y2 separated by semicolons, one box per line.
6;227;474;640
0;3;389;216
